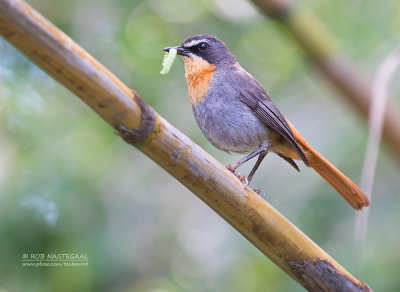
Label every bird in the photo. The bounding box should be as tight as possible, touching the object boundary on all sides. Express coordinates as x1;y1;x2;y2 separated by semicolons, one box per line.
163;34;370;210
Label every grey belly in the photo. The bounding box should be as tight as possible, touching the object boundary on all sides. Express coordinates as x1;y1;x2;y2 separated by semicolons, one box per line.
192;96;270;153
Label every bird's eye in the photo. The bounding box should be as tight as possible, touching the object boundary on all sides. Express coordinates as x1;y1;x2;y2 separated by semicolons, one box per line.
198;42;208;50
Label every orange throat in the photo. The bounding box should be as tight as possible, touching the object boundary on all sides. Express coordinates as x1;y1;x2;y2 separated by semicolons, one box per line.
183;56;216;105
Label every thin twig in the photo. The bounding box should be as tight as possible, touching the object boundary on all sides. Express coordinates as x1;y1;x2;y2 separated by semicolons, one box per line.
354;47;400;275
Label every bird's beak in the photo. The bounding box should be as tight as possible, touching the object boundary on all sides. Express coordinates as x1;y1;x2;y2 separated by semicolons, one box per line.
163;46;187;56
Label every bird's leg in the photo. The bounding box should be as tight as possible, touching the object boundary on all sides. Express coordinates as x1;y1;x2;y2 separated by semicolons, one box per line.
244;151;267;187
226;146;267;172
226;145;269;187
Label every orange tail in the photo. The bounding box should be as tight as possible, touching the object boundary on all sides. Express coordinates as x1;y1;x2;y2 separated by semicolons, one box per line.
288;121;370;210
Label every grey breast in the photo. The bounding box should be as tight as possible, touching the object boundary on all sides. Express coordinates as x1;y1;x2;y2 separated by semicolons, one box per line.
192;76;271;153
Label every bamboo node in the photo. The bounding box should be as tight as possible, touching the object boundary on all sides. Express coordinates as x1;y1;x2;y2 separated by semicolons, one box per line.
115;89;158;147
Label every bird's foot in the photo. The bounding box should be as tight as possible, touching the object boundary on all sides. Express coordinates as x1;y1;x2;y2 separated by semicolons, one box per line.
226;164;248;185
253;188;266;198
226;163;265;198
234;172;248;186
226;166;265;198
226;162;239;173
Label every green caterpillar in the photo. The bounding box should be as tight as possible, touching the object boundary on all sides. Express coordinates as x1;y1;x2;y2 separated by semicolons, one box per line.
160;48;177;75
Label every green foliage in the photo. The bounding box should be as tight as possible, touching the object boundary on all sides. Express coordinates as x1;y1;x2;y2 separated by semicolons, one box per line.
0;0;399;291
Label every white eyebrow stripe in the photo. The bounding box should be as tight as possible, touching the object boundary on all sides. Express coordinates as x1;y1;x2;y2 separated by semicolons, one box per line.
182;39;207;48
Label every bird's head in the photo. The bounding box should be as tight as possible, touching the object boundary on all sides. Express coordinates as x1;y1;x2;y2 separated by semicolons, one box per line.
163;34;236;68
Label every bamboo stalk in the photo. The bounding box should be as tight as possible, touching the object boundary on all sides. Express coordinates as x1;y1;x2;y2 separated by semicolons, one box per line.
251;0;400;164
0;0;371;290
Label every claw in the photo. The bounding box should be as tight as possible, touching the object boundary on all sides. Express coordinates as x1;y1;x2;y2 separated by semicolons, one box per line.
226;163;238;173
237;173;247;185
229;169;265;198
226;162;266;197
242;176;249;187
253;188;266;198
230;170;247;185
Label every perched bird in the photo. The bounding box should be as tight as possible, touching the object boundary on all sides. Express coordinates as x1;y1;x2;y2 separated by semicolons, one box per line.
164;34;370;210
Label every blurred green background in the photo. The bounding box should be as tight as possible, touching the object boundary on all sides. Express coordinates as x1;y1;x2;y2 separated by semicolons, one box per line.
1;0;399;291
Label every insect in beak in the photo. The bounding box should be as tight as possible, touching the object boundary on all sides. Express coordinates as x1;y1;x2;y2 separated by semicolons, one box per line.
163;46;187;56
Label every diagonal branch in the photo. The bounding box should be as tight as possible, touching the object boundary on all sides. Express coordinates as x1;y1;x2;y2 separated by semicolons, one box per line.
0;0;371;291
251;0;400;164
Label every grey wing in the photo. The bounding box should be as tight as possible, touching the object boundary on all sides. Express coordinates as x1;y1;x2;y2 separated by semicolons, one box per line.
232;71;310;166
